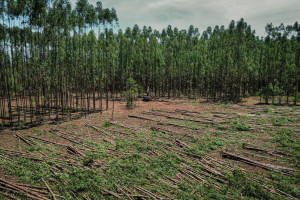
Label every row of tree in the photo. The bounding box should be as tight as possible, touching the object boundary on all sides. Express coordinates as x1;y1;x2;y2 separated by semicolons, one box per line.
0;0;299;125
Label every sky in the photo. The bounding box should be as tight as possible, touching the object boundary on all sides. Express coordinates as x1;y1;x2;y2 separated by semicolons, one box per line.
70;0;300;36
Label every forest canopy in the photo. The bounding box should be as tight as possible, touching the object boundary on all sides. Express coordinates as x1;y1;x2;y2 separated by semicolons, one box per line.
0;0;299;125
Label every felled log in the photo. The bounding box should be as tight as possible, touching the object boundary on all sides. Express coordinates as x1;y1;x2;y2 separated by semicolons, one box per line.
67;146;85;157
15;133;36;146
242;143;289;156
221;151;295;175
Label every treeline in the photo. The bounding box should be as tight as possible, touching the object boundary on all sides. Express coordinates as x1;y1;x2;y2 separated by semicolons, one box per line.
0;0;300;125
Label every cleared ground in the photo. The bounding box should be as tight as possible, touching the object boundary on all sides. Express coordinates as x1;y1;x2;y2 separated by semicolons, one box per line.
0;98;299;199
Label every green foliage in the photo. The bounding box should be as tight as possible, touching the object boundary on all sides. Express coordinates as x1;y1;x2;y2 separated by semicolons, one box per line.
83;151;100;166
106;153;182;186
273;128;300;168
263;107;272;113
271;116;289;126
293;92;300;103
57;168;105;199
102;120;111;128
3;158;52;184
231;120;250;131
227;170;275;199
258;84;275;104
269;173;300;198
186;137;226;156
212;131;224;135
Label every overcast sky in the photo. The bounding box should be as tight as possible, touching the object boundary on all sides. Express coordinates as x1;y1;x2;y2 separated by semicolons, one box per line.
70;0;300;36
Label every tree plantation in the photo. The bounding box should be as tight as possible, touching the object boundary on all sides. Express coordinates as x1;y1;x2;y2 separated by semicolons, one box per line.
0;0;299;126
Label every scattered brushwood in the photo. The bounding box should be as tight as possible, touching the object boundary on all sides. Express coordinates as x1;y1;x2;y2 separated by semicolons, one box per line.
15;133;36;146
110;121;136;132
0;147;81;169
50;129;105;153
109;122;140;136
175;109;203;115
180;166;222;191
159;99;171;103
174;139;191;149
0;148;43;162
247;176;299;200
0;178;52;200
205;156;298;199
132;186;162;199
103;138;116;148
85;124;117;149
195;161;226;179
110;181;134;200
242;143;290;157
99;184;122;199
160;144;202;160
157;122;194;131
67;146;85;157
128;115;159;122
152;109;175;114
27;135;67;148
221;151;295;175
103;127;132;136
142;111;214;125
204;156;298;200
150;126;194;140
85;124;111;137
42;179;57;200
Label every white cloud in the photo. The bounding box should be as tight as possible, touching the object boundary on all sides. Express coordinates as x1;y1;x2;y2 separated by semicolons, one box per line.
70;0;300;36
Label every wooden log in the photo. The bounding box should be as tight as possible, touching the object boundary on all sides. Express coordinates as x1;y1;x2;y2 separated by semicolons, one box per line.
15;133;35;146
221;151;295;175
242;143;289;156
